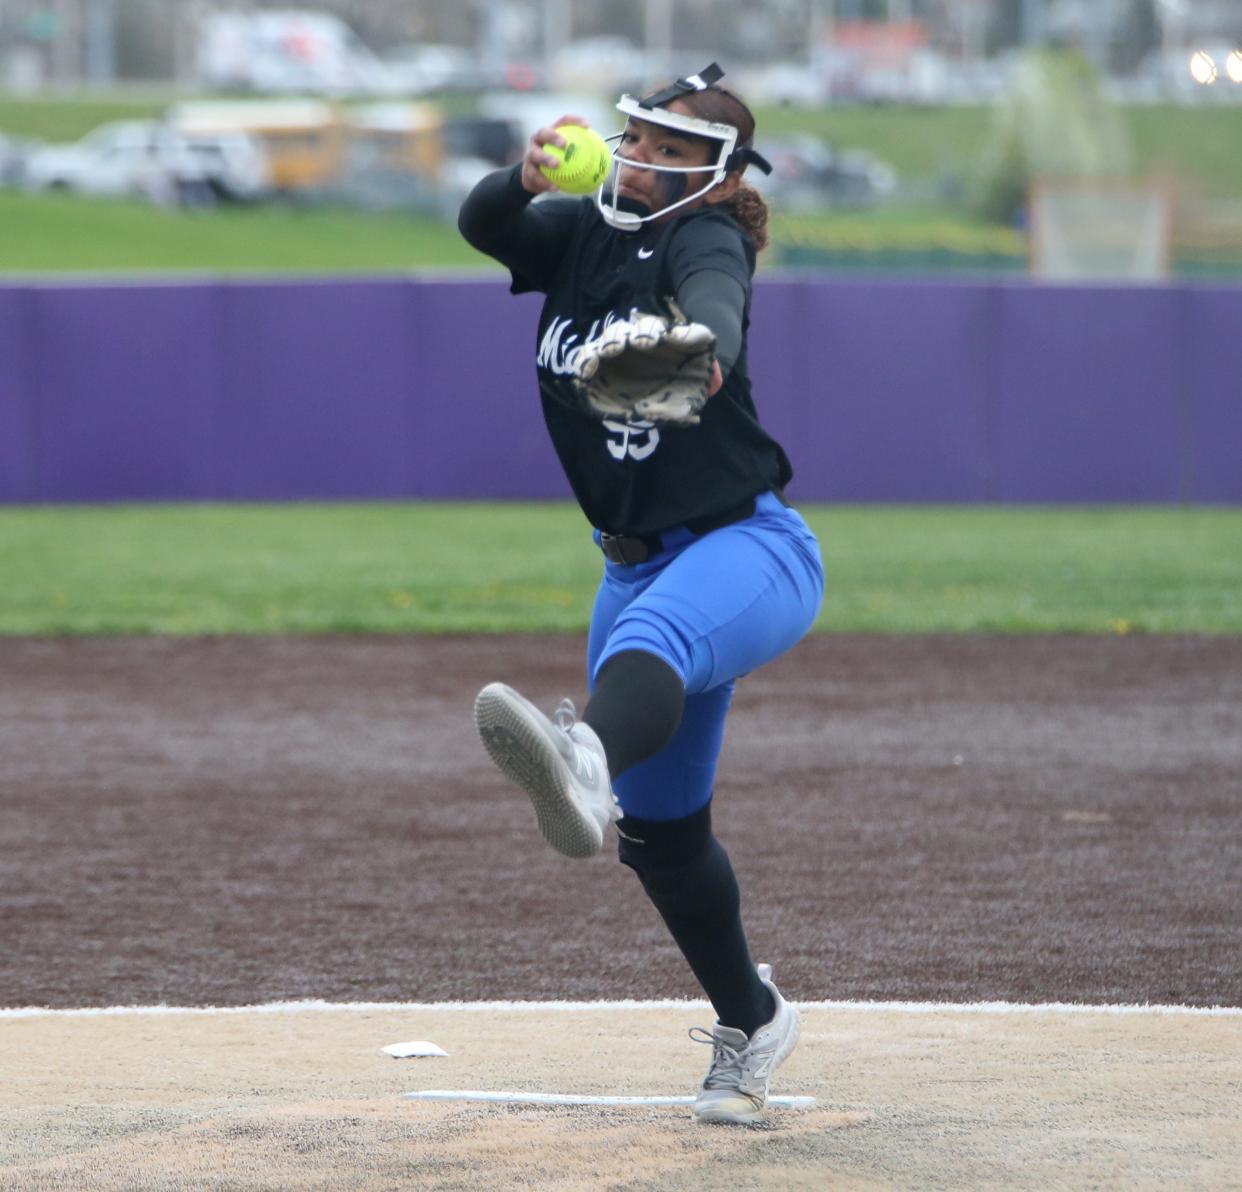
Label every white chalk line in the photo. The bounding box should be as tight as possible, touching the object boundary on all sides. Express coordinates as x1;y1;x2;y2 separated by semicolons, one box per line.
2;998;1239;1020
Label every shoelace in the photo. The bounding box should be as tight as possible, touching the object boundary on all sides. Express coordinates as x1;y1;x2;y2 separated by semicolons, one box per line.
554;697;593;779
689;1026;751;1092
554;698;578;732
554;698;620;821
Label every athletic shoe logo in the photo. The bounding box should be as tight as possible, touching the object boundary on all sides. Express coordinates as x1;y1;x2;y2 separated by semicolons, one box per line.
750;1055;774;1080
637;247;654;260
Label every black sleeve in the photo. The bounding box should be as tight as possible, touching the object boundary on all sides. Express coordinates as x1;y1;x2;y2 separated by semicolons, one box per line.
666;216;753;376
675;270;746;376
457;164;582;294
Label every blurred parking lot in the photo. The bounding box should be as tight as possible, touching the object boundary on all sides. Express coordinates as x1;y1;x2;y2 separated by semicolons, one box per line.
0;3;1239;277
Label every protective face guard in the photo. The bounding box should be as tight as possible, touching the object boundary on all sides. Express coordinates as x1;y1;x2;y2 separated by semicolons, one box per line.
596;97;737;231
595;63;770;232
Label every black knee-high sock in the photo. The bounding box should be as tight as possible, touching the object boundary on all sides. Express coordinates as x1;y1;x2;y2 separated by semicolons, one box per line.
583;650;684;778
619;804;775;1037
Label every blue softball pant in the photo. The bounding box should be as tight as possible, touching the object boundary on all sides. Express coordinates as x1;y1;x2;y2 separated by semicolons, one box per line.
587;490;824;821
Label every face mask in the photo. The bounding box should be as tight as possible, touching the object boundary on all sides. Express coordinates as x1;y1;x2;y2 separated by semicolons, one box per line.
593;64;771;233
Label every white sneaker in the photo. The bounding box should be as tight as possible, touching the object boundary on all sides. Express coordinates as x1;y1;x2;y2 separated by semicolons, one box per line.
691;964;800;1125
474;682;620;859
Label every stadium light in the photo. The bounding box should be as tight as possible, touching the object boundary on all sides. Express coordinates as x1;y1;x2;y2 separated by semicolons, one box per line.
1188;50;1218;85
1226;50;1242;84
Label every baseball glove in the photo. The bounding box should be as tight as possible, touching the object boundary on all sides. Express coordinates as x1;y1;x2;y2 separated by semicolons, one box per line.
573;304;716;426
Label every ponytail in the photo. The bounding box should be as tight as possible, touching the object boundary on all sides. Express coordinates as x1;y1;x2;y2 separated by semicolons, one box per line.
721;182;770;254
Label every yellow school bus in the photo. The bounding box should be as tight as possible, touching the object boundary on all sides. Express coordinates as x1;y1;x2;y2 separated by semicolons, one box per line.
168;100;348;193
346;102;442;182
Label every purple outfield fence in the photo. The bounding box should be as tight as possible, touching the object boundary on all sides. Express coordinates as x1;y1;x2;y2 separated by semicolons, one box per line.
1;275;1239;504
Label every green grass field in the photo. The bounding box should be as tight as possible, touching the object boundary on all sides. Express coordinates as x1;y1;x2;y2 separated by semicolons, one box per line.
0;189;1012;274
0;190;478;273
1;503;1237;636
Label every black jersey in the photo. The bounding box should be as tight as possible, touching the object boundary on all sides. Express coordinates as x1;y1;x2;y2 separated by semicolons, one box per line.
472;180;793;537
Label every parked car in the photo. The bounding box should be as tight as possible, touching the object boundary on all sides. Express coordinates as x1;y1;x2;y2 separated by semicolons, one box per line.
440;116;524;167
382;43;493;95
745;61;832;107
0;132;35;187
751;133;897;212
180;130;271;202
549;37;649;93
25;121;200;202
24;120;268;205
478;91;615;143
196;9;399;96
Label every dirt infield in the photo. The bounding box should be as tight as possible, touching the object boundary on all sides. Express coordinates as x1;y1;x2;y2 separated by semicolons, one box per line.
2;633;1240;1187
1;634;1238;1010
3;1004;1240;1190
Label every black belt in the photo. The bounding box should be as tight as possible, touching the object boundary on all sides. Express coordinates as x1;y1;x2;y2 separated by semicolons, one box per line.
598;494;763;565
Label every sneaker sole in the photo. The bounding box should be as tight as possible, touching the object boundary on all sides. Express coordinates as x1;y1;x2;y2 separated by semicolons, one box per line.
693;1006;801;1125
693;1097;769;1126
474;683;603;860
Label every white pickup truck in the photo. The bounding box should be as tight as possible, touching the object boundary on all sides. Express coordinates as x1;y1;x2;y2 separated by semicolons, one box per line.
23;120;269;205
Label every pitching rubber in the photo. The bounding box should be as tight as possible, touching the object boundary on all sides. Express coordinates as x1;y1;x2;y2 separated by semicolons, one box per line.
474;683;603;859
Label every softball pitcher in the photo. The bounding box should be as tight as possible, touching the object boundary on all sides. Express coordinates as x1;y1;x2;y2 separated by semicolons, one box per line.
458;63;824;1124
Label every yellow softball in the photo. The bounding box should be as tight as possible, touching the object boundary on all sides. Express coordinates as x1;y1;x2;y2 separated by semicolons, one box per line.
539;125;611;194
